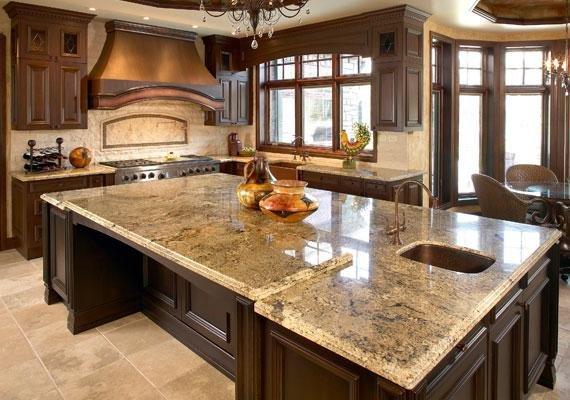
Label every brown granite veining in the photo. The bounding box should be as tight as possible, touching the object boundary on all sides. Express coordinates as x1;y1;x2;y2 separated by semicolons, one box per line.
41;174;561;390
12;165;116;182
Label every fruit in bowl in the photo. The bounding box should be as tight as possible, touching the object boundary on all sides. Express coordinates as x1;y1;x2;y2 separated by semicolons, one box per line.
239;146;256;157
68;147;92;168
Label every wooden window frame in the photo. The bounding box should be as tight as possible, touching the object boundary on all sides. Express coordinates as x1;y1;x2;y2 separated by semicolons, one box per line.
256;54;377;162
457;44;487;201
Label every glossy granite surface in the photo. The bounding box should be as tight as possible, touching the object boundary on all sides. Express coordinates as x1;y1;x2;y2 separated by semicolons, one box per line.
41;174;352;300
12;165;116;182
297;163;424;182
41;173;561;390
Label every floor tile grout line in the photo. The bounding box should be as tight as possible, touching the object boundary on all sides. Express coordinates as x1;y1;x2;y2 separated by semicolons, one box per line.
94;312;146;335
98;328;170;400
0;296;66;400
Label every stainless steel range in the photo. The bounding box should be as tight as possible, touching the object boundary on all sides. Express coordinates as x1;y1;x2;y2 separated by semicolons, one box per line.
100;155;220;184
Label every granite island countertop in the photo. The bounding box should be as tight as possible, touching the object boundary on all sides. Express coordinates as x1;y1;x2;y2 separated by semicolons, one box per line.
41;174;352;300
12;164;116;182
40;173;561;390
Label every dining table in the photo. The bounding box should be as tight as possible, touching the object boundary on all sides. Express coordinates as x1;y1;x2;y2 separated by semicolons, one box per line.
508;181;570;280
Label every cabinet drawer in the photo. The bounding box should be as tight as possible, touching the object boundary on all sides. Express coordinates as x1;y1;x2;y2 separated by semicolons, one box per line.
364;182;387;199
427;324;488;399
89;175;104;188
29;177;90;193
339;177;364;196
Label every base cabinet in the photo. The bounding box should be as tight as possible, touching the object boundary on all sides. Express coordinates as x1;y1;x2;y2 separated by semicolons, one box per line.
257;251;559;400
141;255;238;377
13;173;115;260
300;170;423;206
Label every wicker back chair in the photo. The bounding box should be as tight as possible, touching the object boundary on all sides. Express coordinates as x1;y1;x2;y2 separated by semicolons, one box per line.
472;174;530;223
505;164;558;185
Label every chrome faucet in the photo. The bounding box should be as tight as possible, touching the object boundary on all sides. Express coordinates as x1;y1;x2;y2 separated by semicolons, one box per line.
386;180;440;245
292;136;310;162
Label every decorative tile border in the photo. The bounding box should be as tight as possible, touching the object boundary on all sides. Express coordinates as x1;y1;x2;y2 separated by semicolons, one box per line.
102;114;188;149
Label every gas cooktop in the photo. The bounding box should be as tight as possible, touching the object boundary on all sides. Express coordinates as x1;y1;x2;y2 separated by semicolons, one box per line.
100;155;214;169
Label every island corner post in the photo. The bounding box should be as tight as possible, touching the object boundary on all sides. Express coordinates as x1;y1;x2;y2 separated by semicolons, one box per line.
41;196;561;400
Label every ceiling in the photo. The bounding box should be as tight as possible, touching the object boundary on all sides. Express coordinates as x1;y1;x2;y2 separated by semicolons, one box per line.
0;0;565;36
474;0;569;25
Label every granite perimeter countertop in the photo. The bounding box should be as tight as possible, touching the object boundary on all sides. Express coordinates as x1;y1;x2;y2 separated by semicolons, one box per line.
12;165;116;182
297;163;424;182
212;155;424;183
40;173;561;390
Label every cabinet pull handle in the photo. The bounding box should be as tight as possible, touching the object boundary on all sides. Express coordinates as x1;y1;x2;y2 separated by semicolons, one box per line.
456;343;467;353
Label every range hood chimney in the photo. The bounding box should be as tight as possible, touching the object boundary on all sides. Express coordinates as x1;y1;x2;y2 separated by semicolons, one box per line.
89;21;224;110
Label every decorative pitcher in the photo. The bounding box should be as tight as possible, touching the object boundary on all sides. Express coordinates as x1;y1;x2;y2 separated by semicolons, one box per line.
236;155;276;209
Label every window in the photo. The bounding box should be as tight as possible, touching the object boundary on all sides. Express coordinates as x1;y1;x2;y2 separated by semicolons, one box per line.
504;47;548;175
458;47;483;86
269;89;296;144
340;84;372;150
457;46;484;196
340;55;372;76
258;54;374;158
302;54;333;78
505;49;544;86
268;57;295;81
458;94;483;194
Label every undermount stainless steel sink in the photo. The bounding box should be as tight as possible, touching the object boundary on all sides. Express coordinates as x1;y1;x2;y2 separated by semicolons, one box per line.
398;242;495;274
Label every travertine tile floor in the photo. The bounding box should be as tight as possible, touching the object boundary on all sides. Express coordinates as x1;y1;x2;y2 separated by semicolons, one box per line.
0;248;568;399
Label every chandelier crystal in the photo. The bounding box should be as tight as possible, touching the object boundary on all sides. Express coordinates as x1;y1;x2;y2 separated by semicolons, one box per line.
544;0;570;95
199;0;310;49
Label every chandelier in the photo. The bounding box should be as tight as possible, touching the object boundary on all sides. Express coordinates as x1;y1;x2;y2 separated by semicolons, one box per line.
199;0;310;49
544;0;570;95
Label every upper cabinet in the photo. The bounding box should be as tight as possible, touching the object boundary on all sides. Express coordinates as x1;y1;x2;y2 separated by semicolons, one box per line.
4;2;94;130
203;35;252;127
372;8;427;132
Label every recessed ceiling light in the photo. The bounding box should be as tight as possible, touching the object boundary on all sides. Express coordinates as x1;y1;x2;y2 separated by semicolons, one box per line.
88;7;96;11
143;16;150;20
192;25;199;29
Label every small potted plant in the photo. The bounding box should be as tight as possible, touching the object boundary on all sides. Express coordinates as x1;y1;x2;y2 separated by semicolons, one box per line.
340;122;371;169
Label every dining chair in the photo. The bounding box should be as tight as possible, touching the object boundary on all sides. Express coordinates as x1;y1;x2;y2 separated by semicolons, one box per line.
505;164;558;185
472;173;536;224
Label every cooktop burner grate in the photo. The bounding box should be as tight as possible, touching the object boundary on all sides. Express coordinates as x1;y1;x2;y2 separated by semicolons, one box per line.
100;159;160;168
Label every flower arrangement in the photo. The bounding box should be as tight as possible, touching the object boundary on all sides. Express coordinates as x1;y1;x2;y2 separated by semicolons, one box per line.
339;122;371;169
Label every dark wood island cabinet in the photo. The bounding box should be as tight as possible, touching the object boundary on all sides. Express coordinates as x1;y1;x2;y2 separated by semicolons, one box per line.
40;175;561;400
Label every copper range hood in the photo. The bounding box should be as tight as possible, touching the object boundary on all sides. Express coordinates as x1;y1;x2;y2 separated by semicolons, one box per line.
89;21;224;110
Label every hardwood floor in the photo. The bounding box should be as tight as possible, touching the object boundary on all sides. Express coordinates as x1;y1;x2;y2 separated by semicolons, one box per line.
0;248;568;399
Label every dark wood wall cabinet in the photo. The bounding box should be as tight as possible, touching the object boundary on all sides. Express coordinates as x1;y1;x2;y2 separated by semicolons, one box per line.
4;2;94;130
12;173;114;260
258;248;559;400
203;35;252;126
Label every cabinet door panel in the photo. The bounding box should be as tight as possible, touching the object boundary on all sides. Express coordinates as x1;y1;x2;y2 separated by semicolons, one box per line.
220;78;233;124
379;68;398;127
58;27;86;62
405;67;422;127
24;60;51;129
523;276;549;393
236;78;249;124
143;257;180;318
49;206;68;301
58;63;85;128
21;23;52;60
181;276;236;355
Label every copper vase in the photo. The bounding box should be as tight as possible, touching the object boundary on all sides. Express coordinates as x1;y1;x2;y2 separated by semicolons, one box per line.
236;156;276;209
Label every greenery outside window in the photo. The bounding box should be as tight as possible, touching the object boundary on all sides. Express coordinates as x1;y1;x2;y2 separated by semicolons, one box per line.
257;54;375;159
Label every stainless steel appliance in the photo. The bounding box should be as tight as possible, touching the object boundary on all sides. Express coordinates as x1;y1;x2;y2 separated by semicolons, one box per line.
100;155;220;185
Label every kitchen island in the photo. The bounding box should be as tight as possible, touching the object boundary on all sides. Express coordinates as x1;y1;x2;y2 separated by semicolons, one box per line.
41;174;561;399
